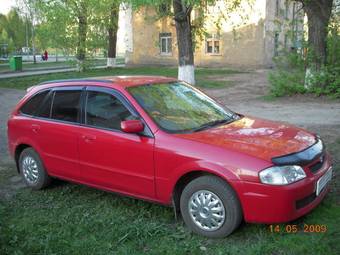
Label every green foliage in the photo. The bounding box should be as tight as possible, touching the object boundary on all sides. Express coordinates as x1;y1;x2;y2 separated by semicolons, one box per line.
33;0;121;62
34;1;75;52
308;66;340;98
268;51;306;97
0;9;31;54
269;50;340;98
268;69;306;97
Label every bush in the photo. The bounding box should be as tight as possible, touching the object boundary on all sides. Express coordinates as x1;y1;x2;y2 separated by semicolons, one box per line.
268;51;307;97
269;51;340;99
268;69;306;97
269;7;340;99
309;66;340;98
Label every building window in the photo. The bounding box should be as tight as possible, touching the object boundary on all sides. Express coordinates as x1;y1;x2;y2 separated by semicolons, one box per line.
274;32;280;56
206;34;220;55
275;0;280;17
159;33;172;55
285;0;289;19
158;3;170;14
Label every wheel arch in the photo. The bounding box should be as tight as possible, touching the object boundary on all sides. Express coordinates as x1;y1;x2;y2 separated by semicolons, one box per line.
14;143;32;173
171;166;242;214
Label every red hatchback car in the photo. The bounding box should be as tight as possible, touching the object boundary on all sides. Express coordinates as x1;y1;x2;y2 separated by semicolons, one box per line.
7;76;333;238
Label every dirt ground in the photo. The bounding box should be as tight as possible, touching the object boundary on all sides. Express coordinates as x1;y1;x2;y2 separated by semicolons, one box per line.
0;69;339;191
204;70;340;158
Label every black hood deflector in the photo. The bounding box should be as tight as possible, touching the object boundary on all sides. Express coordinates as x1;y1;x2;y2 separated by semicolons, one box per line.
271;139;324;166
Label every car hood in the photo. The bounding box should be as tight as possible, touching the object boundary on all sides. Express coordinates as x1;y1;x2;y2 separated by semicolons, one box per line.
175;116;316;162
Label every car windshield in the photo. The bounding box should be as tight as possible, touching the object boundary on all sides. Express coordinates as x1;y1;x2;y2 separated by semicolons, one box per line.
128;82;239;133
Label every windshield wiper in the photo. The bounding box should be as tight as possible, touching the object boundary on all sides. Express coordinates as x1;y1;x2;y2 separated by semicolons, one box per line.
192;118;235;132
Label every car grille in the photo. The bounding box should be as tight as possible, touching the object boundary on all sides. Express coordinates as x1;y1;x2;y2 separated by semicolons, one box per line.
296;193;316;210
309;155;325;174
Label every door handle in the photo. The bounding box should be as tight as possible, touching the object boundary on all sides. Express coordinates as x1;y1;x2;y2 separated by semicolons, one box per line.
31;124;40;133
82;134;96;142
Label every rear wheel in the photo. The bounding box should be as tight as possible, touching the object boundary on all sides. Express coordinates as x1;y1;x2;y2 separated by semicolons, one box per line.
180;175;242;238
19;148;51;190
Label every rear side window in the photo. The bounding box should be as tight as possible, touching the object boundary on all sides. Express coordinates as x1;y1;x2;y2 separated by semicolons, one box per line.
51;90;81;123
37;93;52;118
20;90;49;116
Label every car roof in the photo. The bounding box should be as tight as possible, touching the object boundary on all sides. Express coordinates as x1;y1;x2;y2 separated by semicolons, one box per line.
37;76;178;89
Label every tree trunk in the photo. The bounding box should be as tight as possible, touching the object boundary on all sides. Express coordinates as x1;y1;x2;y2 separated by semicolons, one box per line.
76;2;87;71
31;23;36;64
107;3;119;68
173;0;195;85
303;0;333;70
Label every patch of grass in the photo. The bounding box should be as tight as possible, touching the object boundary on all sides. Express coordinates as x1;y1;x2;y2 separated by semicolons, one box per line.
0;66;238;90
0;61;68;72
0;58;110;73
257;95;277;101
196;79;230;89
0;159;339;254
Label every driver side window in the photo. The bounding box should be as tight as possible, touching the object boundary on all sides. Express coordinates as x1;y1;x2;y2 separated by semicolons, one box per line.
85;91;135;130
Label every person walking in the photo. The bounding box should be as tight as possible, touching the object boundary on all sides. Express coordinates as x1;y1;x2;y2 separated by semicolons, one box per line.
44;50;48;61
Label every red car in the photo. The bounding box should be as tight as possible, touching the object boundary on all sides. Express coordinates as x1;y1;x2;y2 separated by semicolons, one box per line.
7;76;333;238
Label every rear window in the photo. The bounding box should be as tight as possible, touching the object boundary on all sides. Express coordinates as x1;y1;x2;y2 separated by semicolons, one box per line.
51;90;81;123
20;90;49;116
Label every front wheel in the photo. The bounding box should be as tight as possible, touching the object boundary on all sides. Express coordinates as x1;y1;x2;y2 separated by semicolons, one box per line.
180;175;242;238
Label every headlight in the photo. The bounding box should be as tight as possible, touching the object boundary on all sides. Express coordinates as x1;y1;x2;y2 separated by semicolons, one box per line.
259;165;306;185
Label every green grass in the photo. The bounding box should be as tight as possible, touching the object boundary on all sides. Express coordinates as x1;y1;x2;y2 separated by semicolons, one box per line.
0;61;69;72
0;140;339;254
0;58;115;73
0;67;237;90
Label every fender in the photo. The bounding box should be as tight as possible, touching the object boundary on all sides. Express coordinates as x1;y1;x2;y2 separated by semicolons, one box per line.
156;159;243;204
14;136;43;156
13;136;46;173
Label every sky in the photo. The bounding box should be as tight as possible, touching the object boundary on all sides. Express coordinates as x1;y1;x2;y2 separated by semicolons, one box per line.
0;0;16;15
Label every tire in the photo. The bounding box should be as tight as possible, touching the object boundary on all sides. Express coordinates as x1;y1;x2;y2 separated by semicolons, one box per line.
19;147;51;190
180;175;242;238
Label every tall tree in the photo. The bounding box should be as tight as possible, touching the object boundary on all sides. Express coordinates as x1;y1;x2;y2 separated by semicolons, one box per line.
35;0;76;58
35;0;97;70
17;0;39;63
87;0;121;67
297;0;334;71
0;9;29;52
107;2;120;67
173;0;195;84
75;0;88;65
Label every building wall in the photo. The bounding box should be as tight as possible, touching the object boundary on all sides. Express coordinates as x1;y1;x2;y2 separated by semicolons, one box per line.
127;7;178;66
126;0;302;68
264;0;304;65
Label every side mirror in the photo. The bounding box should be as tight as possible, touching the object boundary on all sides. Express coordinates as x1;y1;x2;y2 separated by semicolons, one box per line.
121;120;144;133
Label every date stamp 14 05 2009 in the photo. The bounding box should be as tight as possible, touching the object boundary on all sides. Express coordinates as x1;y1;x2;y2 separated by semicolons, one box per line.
269;224;328;233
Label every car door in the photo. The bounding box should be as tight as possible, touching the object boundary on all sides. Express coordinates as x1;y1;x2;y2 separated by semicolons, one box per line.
30;86;83;180
77;86;155;198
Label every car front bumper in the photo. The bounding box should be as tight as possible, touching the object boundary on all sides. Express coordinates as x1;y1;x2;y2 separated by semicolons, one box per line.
239;154;333;223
